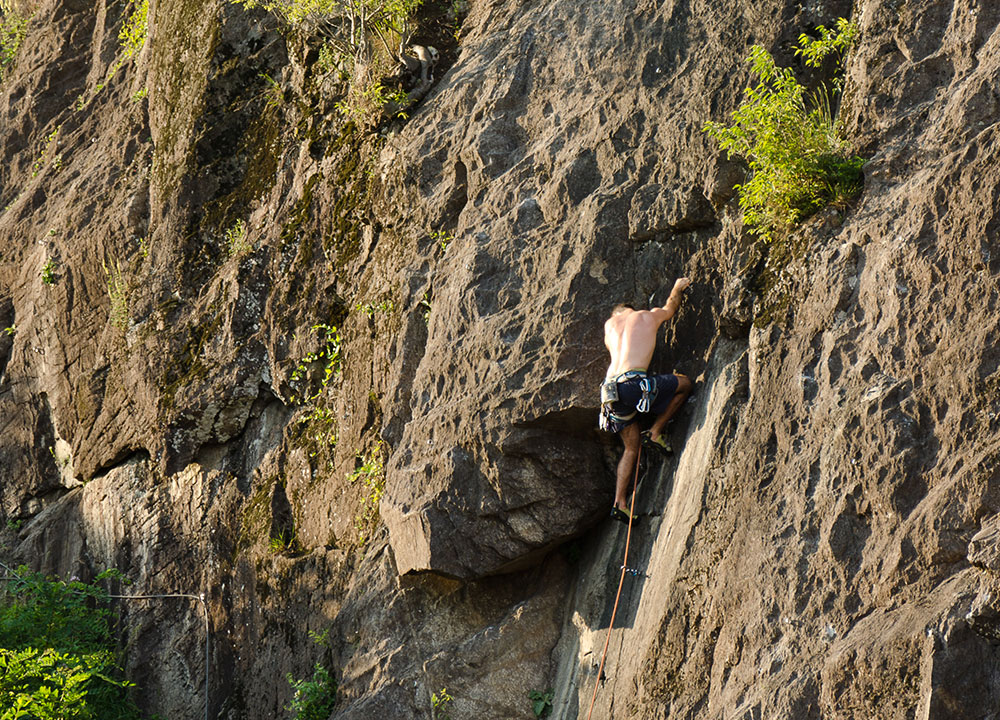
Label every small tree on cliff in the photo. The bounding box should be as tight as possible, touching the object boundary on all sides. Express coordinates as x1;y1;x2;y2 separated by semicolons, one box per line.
704;19;864;242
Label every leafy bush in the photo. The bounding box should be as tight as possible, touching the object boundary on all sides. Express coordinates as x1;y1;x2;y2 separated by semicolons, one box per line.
288;324;342;471
431;687;453;720
0;3;28;84
335;80;410;121
0;567;140;720
234;0;421;63
703;19;863;241
286;663;337;720
290;323;342;404
41;258;57;285
794;17;858;71
224;219;253;256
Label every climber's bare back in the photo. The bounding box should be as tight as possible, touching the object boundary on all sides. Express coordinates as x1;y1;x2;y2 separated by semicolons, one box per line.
604;278;691;377
604;310;664;376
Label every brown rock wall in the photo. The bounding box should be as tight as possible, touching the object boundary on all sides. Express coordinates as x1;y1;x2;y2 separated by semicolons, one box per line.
1;0;1000;717
555;2;1000;717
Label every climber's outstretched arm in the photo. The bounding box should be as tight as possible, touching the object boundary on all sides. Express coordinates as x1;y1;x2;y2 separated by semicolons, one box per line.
649;277;691;325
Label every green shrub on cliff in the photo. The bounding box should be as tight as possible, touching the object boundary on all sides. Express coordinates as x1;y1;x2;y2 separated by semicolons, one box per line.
286;663;337;720
233;0;421;69
223;218;253;256
794;17;858;72
349;440;385;545
529;689;553;717
431;687;453;719
101;0;147;88
41;258;57;285
289;323;342;404
0;567;141;720
703;19;863;241
0;2;28;84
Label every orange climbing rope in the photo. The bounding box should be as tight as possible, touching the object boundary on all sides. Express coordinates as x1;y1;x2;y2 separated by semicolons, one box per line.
585;445;642;720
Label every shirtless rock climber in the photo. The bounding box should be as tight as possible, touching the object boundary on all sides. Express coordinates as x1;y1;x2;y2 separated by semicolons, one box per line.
600;278;694;523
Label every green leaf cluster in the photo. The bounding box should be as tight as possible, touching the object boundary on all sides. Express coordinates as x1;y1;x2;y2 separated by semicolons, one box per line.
290;323;342;404
286;663;337;720
268;527;301;554
703;19;863;241
41;259;57;286
0;568;140;720
232;0;423;121
794;17;858;73
289;324;342;469
529;689;553;718
223;219;253;257
355;298;394;317
119;0;148;60
431;687;453;719
0;3;28;84
233;0;421;63
334;80;410;121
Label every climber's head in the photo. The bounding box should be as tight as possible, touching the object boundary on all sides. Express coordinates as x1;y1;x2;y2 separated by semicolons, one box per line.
611;303;636;315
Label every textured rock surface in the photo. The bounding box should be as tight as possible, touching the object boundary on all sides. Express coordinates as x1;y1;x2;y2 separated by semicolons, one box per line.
2;0;1000;717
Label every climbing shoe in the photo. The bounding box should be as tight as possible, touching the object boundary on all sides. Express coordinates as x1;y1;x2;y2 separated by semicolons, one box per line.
610;507;638;525
641;430;673;457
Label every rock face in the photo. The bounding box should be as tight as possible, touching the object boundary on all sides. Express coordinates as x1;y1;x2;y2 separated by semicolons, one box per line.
2;0;1000;717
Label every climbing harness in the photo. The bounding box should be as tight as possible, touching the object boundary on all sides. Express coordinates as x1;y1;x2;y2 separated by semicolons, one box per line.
599;371;656;432
585;445;643;720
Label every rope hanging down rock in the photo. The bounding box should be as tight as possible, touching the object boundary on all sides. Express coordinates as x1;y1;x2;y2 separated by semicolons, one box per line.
585;444;643;720
106;591;210;720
